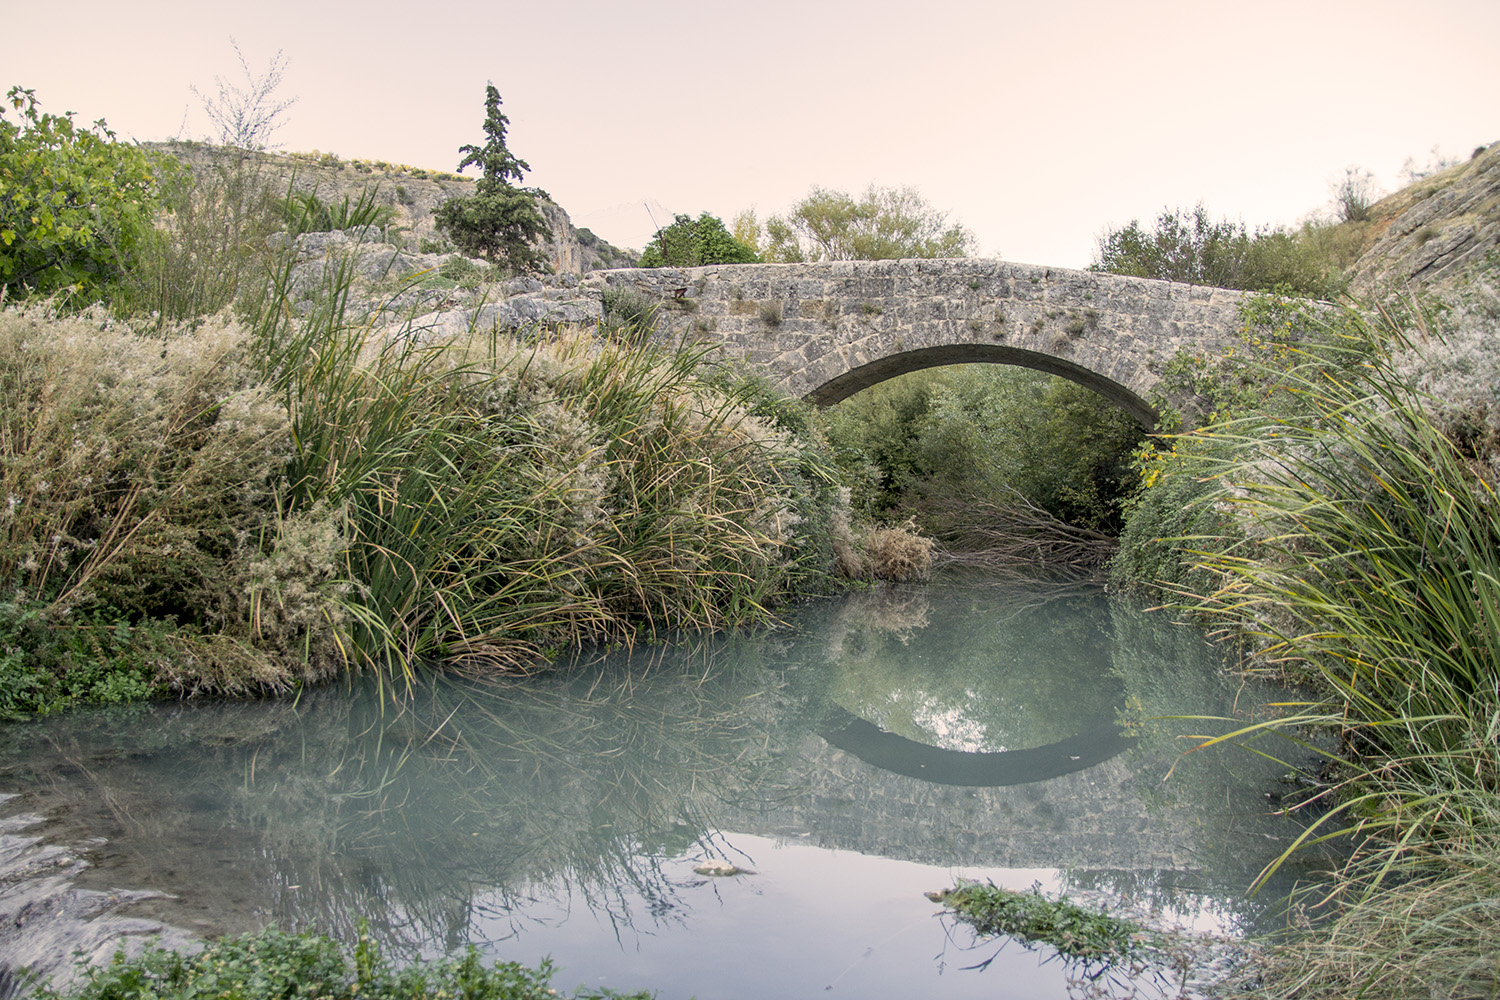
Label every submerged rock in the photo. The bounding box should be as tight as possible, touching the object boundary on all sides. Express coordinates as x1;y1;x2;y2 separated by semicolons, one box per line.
0;798;197;997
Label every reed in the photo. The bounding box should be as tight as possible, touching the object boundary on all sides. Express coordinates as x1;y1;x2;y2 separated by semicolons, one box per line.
241;240;843;691
2;176;846;709
1170;299;1500;998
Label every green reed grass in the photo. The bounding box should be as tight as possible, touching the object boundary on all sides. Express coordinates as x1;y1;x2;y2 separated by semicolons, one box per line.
242;236;840;691
1168;303;1500;998
3;168;845;709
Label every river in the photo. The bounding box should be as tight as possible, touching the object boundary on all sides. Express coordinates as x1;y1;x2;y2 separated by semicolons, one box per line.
0;569;1332;998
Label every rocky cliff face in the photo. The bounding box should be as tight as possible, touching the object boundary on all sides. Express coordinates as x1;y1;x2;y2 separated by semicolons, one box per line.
146;142;636;275
1349;141;1500;295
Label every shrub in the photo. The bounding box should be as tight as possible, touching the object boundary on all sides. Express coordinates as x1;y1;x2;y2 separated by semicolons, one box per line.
109;147;283;324
822;366;1142;535
1091;202;1350;297
741;185;976;262
40;924;652;1000
0;86;164;302
1330;165;1380;223
0;304;343;706
865;519;933;581
638;212;759;268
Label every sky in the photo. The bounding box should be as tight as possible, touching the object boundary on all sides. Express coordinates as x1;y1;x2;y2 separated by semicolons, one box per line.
6;0;1496;268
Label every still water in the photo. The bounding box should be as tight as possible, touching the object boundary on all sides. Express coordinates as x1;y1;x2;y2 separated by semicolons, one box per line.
0;570;1327;998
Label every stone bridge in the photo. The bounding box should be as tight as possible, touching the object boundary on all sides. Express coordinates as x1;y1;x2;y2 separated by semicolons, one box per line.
581;259;1254;424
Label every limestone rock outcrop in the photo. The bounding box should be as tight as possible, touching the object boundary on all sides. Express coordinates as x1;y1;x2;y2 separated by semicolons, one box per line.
1348;142;1500;295
147;142;636;276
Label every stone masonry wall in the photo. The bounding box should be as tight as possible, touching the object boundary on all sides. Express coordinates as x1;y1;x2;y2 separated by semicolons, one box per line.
582;259;1253;423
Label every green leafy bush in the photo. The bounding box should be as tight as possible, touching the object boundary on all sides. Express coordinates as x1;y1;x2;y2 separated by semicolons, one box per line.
1109;290;1369;594
39;925;653;1000
738;185;975;262
638;211;759;268
0;86;164;301
1091;203;1348;298
822;366;1142;534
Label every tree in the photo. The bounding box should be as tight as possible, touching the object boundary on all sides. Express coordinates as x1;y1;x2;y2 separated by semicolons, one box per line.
191;38;298;150
741;185;976;262
1090;203;1336;296
434;83;549;274
1092;204;1252;286
638;212;759;268
0;86;163;300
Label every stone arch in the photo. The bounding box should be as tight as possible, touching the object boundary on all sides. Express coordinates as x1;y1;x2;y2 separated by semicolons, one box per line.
581;259;1253;427
804;343;1157;425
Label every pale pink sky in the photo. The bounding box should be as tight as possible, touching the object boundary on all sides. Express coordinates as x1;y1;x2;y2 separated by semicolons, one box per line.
7;0;1496;266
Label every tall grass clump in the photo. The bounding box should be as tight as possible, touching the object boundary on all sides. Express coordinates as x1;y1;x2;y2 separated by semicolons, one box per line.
4;199;848;711
1164;288;1500;998
242;246;843;689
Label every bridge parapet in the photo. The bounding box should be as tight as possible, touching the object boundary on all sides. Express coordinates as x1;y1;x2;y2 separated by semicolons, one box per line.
581;259;1252;424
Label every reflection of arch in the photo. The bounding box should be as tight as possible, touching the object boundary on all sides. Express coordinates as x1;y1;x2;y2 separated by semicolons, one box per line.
805;345;1156;425
818;706;1133;787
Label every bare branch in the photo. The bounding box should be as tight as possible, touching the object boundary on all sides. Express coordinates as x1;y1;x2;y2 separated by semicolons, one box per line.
191;38;298;150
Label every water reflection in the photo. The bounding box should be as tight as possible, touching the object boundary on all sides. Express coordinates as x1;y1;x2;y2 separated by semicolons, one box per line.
0;571;1331;998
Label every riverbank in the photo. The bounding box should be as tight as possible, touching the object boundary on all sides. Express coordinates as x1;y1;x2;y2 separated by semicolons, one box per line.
1108;266;1500;996
2;275;938;715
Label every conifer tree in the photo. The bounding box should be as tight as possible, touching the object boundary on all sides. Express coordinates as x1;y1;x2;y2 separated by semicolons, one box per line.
435;83;549;274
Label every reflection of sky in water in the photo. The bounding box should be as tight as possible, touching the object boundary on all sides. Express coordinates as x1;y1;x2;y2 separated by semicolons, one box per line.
907;690;994;752
466;832;1253;1000
468;833;1077;1000
820;579;1124;752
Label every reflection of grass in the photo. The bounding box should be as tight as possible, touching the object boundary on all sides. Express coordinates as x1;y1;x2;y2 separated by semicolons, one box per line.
4;633;821;960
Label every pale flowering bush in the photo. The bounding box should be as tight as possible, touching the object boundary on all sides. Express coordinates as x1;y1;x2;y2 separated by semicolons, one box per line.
0;303;354;705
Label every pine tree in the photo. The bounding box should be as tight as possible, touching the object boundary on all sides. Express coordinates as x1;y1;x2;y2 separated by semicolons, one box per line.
435;83;549;274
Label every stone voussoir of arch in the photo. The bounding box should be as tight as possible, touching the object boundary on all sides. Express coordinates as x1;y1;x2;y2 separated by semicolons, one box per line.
580;258;1255;425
